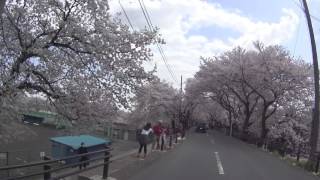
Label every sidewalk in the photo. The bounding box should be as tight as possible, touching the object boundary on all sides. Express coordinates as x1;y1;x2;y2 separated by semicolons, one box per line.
76;143;155;179
111;142;184;180
62;137;185;180
52;139;138;180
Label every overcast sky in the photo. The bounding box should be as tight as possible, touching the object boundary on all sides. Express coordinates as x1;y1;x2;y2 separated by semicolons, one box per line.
108;0;320;88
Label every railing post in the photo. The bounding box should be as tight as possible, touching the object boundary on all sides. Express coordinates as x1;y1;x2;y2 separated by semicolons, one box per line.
6;152;9;177
315;153;320;173
174;128;178;144
102;146;110;179
43;156;51;180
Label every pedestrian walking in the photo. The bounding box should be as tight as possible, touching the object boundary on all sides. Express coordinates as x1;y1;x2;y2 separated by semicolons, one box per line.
152;120;163;151
137;122;153;159
160;124;169;151
167;124;173;148
77;142;88;170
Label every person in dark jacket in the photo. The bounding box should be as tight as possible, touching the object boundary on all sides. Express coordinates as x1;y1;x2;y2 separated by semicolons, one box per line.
78;142;88;169
137;122;153;159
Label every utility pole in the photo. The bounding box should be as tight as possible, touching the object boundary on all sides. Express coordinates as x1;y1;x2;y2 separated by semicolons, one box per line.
179;75;184;138
301;0;320;167
230;118;233;137
180;75;182;94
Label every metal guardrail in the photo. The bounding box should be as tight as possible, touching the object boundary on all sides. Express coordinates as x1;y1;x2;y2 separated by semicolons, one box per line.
0;146;112;180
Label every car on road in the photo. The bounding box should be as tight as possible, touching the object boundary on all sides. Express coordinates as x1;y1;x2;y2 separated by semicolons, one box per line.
195;123;207;133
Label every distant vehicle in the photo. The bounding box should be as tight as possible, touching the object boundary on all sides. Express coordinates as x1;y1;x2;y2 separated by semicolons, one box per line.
195;123;207;133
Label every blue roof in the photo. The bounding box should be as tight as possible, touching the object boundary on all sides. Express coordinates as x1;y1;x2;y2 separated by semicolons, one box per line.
50;135;110;149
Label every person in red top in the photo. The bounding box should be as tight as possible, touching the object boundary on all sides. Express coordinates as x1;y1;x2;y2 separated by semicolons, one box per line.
161;124;170;151
152;120;163;151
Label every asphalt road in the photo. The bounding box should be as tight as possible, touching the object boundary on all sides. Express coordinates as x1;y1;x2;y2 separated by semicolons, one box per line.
127;130;318;180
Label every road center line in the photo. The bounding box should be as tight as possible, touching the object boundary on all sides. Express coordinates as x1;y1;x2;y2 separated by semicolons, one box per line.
214;152;224;175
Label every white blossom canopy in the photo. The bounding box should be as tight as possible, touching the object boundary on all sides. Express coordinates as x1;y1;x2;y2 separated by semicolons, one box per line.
0;0;159;112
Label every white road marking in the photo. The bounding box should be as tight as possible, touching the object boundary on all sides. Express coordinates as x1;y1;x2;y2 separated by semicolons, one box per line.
214;152;224;175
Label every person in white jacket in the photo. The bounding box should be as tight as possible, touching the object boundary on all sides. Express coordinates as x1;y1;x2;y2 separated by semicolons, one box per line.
137;122;153;159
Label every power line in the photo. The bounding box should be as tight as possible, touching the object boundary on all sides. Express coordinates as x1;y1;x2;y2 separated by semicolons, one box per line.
292;0;320;23
291;0;320;59
138;0;153;31
137;0;180;83
118;0;135;30
156;42;179;83
118;0;178;84
141;0;154;28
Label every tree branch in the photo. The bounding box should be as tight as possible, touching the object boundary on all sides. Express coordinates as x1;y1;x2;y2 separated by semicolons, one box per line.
17;81;60;99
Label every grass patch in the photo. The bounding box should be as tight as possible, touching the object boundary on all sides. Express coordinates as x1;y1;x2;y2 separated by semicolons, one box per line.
284;156;308;168
270;150;281;157
267;150;312;171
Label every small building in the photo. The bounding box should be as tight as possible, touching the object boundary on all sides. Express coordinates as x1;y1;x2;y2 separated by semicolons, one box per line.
104;122;136;141
22;112;47;124
22;111;71;129
50;135;111;164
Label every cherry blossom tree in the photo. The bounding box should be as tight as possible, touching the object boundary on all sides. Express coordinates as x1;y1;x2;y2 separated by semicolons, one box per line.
243;42;312;145
194;48;260;139
0;0;163;142
130;78;179;127
0;0;159;122
186;43;313;146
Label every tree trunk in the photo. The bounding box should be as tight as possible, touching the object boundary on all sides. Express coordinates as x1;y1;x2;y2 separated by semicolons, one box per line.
241;105;251;141
228;111;233;136
297;143;301;162
260;126;268;148
302;0;320;168
241;117;250;141
259;107;268;147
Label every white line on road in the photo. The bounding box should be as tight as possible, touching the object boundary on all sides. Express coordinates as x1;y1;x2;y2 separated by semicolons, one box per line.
214;152;224;175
